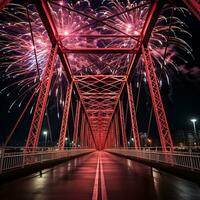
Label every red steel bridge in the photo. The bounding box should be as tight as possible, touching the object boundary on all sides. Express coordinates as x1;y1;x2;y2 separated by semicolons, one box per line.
0;0;200;200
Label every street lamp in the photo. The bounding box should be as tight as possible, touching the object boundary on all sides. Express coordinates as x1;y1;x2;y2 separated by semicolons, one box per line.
147;138;152;147
43;130;48;147
190;119;197;134
190;118;198;144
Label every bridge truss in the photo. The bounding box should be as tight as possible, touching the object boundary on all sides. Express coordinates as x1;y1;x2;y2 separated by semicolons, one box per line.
2;0;199;151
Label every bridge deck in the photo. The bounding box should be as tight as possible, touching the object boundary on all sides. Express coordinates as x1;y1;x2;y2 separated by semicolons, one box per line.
0;151;200;200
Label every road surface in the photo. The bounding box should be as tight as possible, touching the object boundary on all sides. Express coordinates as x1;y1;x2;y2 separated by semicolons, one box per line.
0;151;200;200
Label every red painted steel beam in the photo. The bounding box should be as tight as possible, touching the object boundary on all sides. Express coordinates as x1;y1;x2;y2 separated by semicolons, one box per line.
35;0;97;148
63;48;136;54
80;112;86;147
111;120;117;147
25;45;58;151
114;111;120;147
0;0;11;11
142;46;173;151
103;1;164;147
119;101;128;147
58;82;73;150
84;121;88;147
127;83;141;149
61;34;138;38
127;0;164;82
73;100;81;147
34;0;72;82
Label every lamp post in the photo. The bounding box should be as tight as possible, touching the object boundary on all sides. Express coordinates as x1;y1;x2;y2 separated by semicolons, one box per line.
190;119;197;134
43;130;48;147
190;119;198;144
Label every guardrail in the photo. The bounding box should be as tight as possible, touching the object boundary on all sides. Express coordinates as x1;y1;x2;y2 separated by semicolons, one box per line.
0;147;95;174
106;148;200;172
110;146;200;153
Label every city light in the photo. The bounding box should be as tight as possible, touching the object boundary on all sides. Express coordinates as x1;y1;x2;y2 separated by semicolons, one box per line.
147;138;152;144
190;119;197;123
43;130;48;136
43;130;48;147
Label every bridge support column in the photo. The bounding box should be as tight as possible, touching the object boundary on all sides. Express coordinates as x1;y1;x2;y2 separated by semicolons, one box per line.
142;46;173;151
80;112;85;148
119;101;128;148
73;100;81;147
111;120;115;147
25;45;58;151
127;82;141;149
114;111;120;147
84;120;89;147
58;82;73;150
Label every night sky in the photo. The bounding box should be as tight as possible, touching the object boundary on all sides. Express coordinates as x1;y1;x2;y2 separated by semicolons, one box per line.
0;0;200;146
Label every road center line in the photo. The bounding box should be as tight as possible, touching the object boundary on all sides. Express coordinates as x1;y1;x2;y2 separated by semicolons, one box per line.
100;153;108;200
92;155;100;200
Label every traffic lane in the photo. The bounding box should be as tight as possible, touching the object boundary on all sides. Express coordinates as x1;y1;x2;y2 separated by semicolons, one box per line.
102;152;200;200
0;152;98;200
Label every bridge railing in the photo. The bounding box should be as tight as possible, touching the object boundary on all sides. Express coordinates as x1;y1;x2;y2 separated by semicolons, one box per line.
106;147;200;172
0;147;94;174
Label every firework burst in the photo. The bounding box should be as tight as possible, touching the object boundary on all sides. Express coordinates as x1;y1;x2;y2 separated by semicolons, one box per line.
0;0;193;111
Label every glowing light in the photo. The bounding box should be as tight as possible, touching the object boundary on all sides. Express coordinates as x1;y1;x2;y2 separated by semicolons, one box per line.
191;119;197;123
43;130;48;135
0;1;193;113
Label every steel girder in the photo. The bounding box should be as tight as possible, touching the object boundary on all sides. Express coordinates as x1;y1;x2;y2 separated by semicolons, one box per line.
62;48;137;54
25;45;58;151
114;111;120;147
102;0;165;148
119;100;128;147
127;83;141;149
58;82;73;150
34;0;97;148
80;112;86;147
73;100;81;147
142;46;173;151
31;0;174;150
74;75;126;145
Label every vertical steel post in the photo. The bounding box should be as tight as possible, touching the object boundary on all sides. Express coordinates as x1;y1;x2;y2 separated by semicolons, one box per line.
127;82;141;149
58;82;73;150
84;121;89;147
112;119;116;147
111;120;116;147
25;45;58;151
80;113;85;147
142;46;173;151
119;100;128;147
114;111;120;147
73;100;81;147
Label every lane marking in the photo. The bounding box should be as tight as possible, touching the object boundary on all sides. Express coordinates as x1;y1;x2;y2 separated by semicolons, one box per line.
100;153;108;200
92;155;100;200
